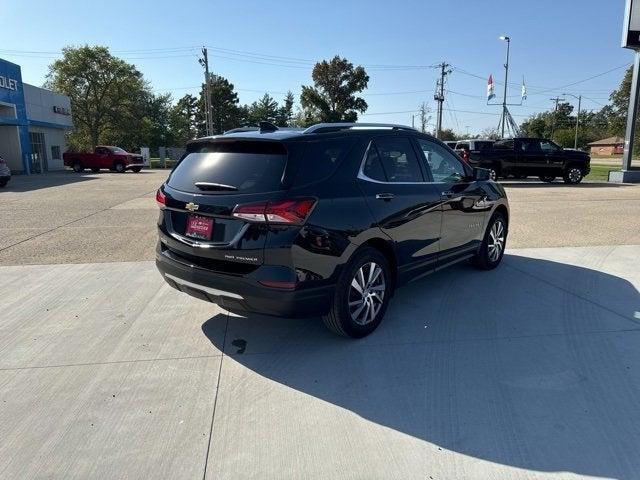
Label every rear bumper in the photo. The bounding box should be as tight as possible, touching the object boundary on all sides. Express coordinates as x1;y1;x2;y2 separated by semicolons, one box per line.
155;242;333;318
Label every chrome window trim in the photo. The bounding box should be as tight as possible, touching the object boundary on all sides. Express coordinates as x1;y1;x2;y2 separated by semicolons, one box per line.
357;139;462;186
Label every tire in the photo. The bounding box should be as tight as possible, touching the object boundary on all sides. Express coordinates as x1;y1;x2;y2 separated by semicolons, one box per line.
91;167;100;173
114;162;126;173
489;167;499;181
131;166;142;173
563;166;583;184
539;175;556;183
322;247;391;338
72;161;84;173
0;179;7;188
472;212;507;270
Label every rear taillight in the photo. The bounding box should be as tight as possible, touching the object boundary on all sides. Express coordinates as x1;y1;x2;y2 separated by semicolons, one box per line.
233;198;316;225
462;150;470;162
156;188;166;209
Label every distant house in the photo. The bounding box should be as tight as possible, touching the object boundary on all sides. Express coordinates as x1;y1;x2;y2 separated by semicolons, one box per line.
587;136;624;156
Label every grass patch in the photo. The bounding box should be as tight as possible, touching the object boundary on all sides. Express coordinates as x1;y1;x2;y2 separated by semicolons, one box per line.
586;164;618;182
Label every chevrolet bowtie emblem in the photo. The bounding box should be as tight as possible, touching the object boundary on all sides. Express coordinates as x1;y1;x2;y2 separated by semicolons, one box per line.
185;202;199;212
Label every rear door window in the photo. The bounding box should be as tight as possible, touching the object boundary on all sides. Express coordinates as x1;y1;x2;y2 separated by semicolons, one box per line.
373;136;424;182
167;141;288;193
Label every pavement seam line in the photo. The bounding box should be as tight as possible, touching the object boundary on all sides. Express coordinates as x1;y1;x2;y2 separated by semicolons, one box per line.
202;311;230;480
0;353;224;371
0;188;158;254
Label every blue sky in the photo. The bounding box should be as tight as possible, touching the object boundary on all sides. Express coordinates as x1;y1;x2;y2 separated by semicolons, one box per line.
1;0;632;133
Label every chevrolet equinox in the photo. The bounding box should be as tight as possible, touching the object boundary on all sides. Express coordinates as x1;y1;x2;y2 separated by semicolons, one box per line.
155;122;509;338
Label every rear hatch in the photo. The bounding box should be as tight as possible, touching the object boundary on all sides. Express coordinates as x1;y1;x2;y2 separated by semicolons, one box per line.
160;139;292;273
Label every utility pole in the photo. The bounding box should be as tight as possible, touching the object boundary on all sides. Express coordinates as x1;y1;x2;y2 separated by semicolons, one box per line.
563;93;582;149
434;62;450;139
549;96;565;137
199;47;213;136
499;36;511;138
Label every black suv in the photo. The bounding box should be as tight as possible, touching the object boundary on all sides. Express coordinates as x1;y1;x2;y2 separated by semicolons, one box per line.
155;122;509;338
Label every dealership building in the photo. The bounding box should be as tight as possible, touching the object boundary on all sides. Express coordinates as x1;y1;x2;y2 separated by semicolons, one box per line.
0;57;73;174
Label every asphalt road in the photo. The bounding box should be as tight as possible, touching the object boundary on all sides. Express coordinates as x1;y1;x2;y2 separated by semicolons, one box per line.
1;170;640;479
0;170;639;265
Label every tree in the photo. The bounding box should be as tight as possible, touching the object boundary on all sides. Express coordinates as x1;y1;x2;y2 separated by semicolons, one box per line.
203;75;242;134
247;93;279;124
45;45;152;150
480;127;501;140
438;128;457;141
300;56;369;124
275;91;295;126
169;94;199;145
418;102;431;133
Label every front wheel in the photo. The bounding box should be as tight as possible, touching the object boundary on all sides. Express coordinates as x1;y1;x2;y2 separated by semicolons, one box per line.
322;247;391;338
72;161;84;173
539;175;556;183
114;162;126;173
472;212;507;270
563;166;583;184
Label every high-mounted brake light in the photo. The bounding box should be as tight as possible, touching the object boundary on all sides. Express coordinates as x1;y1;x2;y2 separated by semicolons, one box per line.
233;198;316;225
156;188;166;208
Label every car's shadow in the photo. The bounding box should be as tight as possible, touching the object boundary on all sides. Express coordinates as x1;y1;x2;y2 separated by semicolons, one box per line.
201;253;640;478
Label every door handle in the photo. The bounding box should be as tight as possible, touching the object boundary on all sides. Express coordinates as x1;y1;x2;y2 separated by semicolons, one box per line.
375;193;395;200
441;191;455;197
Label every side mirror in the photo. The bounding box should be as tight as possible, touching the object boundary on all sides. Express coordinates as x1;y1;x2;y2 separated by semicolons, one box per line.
473;167;491;181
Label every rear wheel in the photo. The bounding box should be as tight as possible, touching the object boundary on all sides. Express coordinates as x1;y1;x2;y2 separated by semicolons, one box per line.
0;179;7;188
72;161;84;173
322;247;391;338
131;166;142;173
489;167;499;181
91;167;100;173
114;161;126;173
563;166;583;184
472;212;507;270
539;175;556;183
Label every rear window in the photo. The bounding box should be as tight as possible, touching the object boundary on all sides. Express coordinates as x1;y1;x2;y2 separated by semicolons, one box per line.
455;142;470;150
473;141;494;151
292;137;356;185
167;141;287;193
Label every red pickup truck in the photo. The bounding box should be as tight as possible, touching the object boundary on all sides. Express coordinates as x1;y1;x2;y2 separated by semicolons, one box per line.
64;146;145;173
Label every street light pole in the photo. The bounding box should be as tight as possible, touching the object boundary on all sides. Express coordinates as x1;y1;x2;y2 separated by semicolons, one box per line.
563;93;582;150
499;35;510;138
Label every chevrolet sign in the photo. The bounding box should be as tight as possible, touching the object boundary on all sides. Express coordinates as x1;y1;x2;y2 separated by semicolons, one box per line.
0;75;18;91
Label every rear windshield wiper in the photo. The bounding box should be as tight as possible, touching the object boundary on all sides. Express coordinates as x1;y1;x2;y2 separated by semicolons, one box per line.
194;182;238;192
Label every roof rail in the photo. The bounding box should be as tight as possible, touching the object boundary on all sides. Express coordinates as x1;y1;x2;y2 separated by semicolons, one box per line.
302;122;418;134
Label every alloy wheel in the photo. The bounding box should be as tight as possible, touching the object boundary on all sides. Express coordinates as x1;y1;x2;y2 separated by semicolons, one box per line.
489;169;497;181
487;219;505;262
348;262;386;326
568;168;582;183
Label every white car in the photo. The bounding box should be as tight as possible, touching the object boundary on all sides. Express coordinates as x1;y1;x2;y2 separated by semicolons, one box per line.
0;155;10;188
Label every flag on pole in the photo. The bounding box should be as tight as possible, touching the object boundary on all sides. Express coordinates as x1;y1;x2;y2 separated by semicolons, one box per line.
487;74;495;101
521;77;527;101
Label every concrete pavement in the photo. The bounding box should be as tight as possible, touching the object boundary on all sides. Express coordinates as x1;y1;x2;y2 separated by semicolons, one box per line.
1;245;639;479
1;171;640;265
